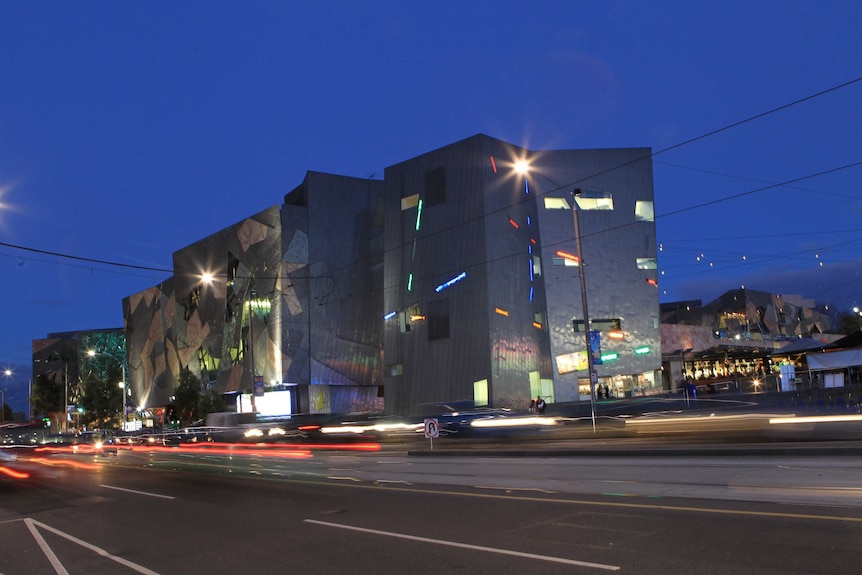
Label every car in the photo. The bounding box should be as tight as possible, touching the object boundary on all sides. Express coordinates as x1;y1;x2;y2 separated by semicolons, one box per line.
73;431;118;456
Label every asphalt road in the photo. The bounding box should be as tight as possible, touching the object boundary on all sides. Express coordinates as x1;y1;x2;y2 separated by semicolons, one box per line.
3;444;862;574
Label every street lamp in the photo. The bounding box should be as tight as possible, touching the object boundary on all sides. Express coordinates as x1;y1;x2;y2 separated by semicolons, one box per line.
515;162;598;432
1;368;8;423
571;188;598;433
87;347;127;430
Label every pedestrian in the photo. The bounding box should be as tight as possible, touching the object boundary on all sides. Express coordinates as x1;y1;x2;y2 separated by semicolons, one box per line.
536;396;546;415
529;398;537;414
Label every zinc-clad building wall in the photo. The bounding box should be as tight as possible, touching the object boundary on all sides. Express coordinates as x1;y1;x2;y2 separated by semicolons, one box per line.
535;148;660;401
123;135;657;417
124;174;385;416
282;172;385;414
383;135;659;413
383;135;552;414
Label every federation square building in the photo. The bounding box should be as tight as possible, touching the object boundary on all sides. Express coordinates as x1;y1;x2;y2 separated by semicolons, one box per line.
123;134;659;417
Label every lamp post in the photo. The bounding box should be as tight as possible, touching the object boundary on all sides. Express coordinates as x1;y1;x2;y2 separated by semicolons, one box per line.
571;189;598;433
2;368;10;423
87;347;127;430
118;382;126;430
513;162;597;432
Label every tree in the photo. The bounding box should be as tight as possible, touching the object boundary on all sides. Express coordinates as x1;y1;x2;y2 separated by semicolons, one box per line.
1;402;12;422
197;389;227;424
173;367;202;425
31;373;63;421
834;310;862;335
79;363;123;429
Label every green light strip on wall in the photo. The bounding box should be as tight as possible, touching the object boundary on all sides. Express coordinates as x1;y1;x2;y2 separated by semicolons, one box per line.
415;199;423;231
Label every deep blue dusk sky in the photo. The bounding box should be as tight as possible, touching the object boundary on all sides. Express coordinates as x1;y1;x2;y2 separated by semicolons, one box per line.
2;1;861;412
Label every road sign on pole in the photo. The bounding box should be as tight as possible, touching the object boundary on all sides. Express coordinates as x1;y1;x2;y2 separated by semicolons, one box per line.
424;418;439;450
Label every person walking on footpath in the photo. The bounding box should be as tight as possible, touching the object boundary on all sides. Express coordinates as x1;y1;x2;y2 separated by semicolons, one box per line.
529;398;537;414
536;396;546;415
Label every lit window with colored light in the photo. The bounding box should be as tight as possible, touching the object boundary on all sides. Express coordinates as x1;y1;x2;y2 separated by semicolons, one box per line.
600;352;619;362
495;308;509;317
607;330;625;340
384;311;397;320
637;258;657;270
435;272;467;293
508;217;519;229
555;251;580;266
634;346;651;355
490;156;497;173
415;199;423;231
407;273;413;292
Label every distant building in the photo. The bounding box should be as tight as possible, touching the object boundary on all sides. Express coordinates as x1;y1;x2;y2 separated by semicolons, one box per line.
660;289;838;390
32;328;126;426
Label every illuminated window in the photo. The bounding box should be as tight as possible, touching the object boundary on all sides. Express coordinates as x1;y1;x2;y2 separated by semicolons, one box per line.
399;303;421;333
473;379;489;407
533;311;546;330
543;197;571;210
532;256;542;277
425;167;446;206
575;192;614;211
637;258;657;269
401;194;419;210
635;200;654;222
552;257;579;267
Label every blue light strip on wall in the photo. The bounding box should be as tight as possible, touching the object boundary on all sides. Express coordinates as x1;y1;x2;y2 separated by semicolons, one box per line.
529;286;534;302
529;258;534;282
383;311;397;320
525;178;529;195
407;273;413;292
415;199;423;231
435;271;467;293
527;215;531;226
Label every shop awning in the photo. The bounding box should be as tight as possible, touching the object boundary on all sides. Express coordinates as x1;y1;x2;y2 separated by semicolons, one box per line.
807;348;862;371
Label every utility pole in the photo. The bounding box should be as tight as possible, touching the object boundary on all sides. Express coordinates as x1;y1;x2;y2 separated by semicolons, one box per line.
572;189;597;433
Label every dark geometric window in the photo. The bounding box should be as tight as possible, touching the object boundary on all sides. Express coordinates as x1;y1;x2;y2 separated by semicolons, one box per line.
425;167;446;207
427;298;450;340
573;318;621;333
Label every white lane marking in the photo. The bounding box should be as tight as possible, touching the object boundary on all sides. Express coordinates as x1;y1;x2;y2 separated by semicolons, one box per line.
304;519;620;571
327;476;361;482
24;518;69;575
100;484;175;500
25;519;162;575
474;485;557;494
